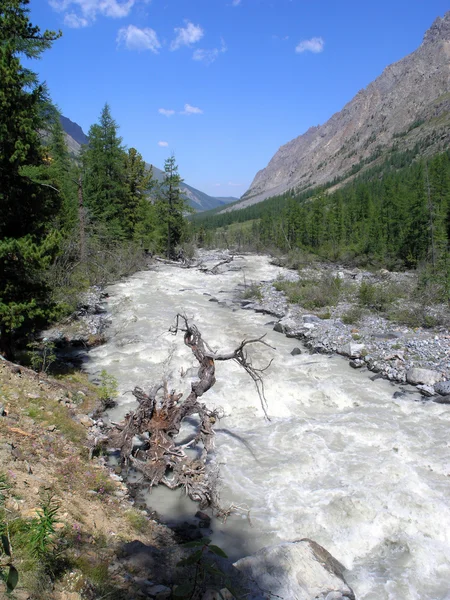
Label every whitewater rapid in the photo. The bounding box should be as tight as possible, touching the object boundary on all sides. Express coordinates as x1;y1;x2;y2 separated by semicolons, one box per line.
86;253;450;600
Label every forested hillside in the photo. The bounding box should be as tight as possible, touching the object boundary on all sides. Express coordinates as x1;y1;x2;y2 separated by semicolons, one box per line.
0;1;190;359
193;148;450;299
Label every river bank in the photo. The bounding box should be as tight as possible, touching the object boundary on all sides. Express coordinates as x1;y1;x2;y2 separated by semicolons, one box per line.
237;253;450;400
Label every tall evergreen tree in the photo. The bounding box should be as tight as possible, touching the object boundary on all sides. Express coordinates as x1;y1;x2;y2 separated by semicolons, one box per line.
0;0;61;357
123;147;153;238
158;155;187;259
82;103;128;239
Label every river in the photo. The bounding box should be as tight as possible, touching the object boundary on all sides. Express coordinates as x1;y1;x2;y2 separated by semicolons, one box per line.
85;252;450;600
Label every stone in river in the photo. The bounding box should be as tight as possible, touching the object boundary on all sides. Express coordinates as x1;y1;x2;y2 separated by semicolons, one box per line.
434;381;450;396
406;368;442;386
233;539;354;600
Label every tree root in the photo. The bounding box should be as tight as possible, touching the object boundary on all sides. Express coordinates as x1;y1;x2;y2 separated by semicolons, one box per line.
109;314;274;512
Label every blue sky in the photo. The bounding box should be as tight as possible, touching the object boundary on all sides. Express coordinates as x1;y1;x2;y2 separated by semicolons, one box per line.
29;0;449;198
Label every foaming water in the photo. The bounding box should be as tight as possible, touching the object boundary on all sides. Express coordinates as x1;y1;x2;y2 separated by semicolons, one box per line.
86;255;450;599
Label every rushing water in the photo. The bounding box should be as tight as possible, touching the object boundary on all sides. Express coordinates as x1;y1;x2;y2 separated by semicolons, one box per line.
86;253;450;600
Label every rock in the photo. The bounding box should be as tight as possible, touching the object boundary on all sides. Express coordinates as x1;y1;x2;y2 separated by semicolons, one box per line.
416;384;436;397
406;368;442;386
341;342;365;358
433;394;450;405
0;403;5;416
349;359;364;369
303;315;321;324
273;322;285;334
76;414;94;428
291;347;302;356
209;298;219;303
202;589;235;600
195;510;211;526
434;381;450;395
233;539;354;600
147;584;171;598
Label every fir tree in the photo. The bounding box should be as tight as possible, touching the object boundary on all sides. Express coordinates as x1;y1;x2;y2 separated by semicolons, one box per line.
0;0;61;358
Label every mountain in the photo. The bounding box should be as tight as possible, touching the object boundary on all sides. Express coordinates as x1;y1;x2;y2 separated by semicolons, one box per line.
148;164;238;212
59;118;237;212
232;12;450;211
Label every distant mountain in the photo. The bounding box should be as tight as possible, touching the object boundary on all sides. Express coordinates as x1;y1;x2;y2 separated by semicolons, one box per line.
59;117;237;212
148;164;238;212
230;11;450;212
60;115;88;146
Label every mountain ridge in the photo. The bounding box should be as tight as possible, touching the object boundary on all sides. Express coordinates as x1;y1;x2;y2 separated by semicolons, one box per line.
229;11;450;212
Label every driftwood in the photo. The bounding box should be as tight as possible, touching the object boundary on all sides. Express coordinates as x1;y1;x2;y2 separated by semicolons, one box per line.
109;314;274;509
199;255;234;274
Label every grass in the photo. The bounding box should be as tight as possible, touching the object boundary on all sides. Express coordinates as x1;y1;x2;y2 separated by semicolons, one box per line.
242;282;262;301
125;509;149;533
274;273;343;309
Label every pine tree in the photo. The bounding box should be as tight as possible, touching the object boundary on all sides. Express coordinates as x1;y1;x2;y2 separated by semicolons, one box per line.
0;0;61;358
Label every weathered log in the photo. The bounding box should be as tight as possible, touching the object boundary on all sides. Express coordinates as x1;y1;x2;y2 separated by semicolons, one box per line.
109;314;274;510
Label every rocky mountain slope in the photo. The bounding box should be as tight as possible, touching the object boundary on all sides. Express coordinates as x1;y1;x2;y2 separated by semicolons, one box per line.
60;118;237;212
234;11;450;211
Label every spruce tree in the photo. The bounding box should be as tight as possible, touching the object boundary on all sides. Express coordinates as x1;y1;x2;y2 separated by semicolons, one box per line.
0;0;61;357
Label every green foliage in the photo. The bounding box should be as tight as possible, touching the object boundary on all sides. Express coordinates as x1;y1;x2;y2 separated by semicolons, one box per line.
175;538;238;599
0;474;18;593
357;281;400;312
0;1;62;358
341;306;363;324
157;155;190;259
28;339;56;373
193;148;450;307
275;273;342;309
98;369;118;408
27;494;60;559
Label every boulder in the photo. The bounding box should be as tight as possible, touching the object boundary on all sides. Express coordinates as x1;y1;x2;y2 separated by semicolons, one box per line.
233;539;354;600
273;323;285;334
406;368;442;386
433;394;450;405
341;343;365;359
291;347;302;356
416;384;435;397
434;381;450;396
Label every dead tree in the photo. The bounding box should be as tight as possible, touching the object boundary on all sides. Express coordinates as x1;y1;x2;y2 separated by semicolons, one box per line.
109;314;274;509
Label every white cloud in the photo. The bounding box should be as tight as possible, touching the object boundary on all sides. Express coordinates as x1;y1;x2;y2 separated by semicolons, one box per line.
158;141;169;147
295;37;324;54
48;0;141;27
117;25;160;52
193;38;227;65
170;21;203;50
181;104;203;115
64;12;89;27
159;108;175;117
228;182;243;186
232;0;241;5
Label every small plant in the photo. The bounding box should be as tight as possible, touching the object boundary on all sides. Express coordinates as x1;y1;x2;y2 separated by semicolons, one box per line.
28;494;60;559
341;306;363;325
0;474;19;593
28;339;57;374
125;509;148;533
175;537;237;599
242;282;262;301
0;529;19;593
98;369;118;409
